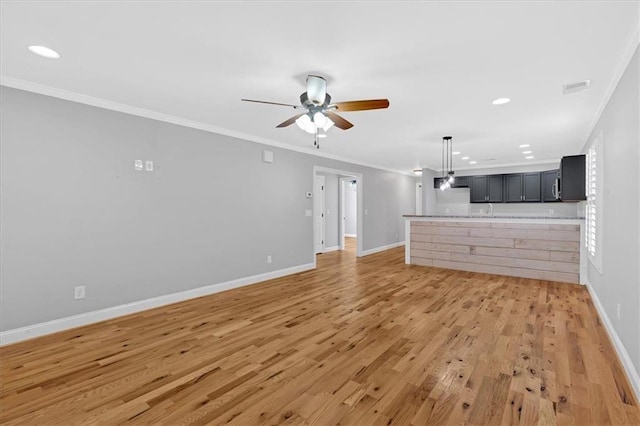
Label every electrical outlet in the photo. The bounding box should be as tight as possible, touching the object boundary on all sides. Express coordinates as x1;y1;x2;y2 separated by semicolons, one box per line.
364;209;369;215
549;209;555;215
267;255;272;264
617;303;621;321
395;233;398;239
145;160;154;171
74;286;85;300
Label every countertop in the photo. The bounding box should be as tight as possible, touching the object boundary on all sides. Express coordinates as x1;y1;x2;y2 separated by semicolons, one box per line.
403;215;584;220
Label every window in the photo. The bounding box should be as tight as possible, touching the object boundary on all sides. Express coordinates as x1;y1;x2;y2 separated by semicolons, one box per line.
586;135;603;272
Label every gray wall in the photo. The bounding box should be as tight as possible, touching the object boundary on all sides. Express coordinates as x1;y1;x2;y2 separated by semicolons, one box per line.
344;180;357;236
0;87;415;331
581;46;639;376
422;164;579;217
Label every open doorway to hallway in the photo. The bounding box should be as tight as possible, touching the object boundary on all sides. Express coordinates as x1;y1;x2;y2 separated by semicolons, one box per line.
313;166;363;261
341;178;357;254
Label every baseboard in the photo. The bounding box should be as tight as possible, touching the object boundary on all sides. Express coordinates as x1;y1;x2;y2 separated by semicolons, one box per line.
323;246;340;253
345;234;357;238
0;262;315;346
361;241;405;256
585;279;640;402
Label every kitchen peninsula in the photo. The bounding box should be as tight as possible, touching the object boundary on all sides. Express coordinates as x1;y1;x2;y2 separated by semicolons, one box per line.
403;215;585;284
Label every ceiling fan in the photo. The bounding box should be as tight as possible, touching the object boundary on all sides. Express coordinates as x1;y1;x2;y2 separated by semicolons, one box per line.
241;75;389;148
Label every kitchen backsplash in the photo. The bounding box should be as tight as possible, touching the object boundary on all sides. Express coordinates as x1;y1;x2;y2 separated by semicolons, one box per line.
432;188;580;217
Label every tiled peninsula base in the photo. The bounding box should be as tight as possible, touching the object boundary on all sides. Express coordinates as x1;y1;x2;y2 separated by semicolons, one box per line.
404;217;585;283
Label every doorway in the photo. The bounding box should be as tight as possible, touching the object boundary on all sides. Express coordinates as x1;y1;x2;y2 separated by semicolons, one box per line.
340;178;358;251
313;166;363;265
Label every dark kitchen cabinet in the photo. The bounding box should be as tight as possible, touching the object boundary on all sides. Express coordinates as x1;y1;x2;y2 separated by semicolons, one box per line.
542;169;560;202
432;175;469;189
505;173;541;202
504;174;523;202
559;155;586;201
523;173;541;202
470;175;503;203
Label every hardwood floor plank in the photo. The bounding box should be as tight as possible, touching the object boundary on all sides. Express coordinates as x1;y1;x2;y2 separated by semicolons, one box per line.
0;237;637;425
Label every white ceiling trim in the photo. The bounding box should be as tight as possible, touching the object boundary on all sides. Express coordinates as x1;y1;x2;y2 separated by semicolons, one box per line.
0;75;414;177
581;21;640;148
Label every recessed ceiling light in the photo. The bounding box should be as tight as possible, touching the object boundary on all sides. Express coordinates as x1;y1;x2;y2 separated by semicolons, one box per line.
525;156;535;159
452;151;460;155
28;45;60;59
317;134;327;138
461;156;469;160
522;150;532;154
469;161;477;165
492;97;511;105
519;144;530;148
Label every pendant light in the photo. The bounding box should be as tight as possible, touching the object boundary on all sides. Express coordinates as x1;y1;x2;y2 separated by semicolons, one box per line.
439;136;455;191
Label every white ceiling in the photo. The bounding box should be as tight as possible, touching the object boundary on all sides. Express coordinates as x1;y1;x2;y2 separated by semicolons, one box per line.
1;1;638;174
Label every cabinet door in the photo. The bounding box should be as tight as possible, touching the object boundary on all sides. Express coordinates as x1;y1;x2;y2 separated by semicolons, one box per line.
487;175;504;202
470;176;488;203
504;174;523;202
523;172;541;202
560;155;586;201
542;170;559;202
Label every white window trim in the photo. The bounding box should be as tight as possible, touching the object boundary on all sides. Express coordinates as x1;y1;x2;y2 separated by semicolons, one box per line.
586;133;603;273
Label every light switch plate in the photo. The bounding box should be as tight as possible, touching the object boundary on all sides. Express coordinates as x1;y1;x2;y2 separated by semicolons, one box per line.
305;209;312;217
145;160;154;171
134;160;143;171
263;150;274;163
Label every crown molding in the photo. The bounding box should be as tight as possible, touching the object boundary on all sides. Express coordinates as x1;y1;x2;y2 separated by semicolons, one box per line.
0;76;412;177
422;159;558;173
582;19;640;148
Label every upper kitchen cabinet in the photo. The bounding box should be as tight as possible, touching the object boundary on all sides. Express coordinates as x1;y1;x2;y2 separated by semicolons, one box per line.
470;175;503;203
559;155;587;201
505;173;541;202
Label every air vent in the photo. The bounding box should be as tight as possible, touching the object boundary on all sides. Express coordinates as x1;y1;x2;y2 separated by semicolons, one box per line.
563;80;591;95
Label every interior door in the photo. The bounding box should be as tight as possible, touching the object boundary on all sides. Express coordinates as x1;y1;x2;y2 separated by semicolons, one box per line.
314;175;325;254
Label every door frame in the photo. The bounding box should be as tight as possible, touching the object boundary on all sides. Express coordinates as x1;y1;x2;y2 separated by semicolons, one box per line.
313;166;363;266
313;174;326;254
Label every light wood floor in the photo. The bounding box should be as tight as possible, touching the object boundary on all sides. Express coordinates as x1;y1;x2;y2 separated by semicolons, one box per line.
1;241;638;425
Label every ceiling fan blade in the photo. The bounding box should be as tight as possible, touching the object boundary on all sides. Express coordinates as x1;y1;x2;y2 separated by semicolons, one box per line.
325;112;354;130
332;99;390;112
276;113;305;128
241;99;301;109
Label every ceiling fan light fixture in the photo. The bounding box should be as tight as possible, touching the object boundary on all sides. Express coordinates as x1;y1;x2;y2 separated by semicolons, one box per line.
296;114;316;134
313;111;327;128
322;117;334;132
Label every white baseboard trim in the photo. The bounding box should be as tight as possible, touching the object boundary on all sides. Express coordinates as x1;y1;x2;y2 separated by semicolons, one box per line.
361;241;405;257
0;262;315;346
345;234;357;238
323;246;340;253
585;279;640;402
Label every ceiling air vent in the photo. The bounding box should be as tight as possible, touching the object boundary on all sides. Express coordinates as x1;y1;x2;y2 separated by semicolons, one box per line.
563;80;591;95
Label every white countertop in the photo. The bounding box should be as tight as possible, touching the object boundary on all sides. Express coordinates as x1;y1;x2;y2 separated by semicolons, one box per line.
403;215;584;224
